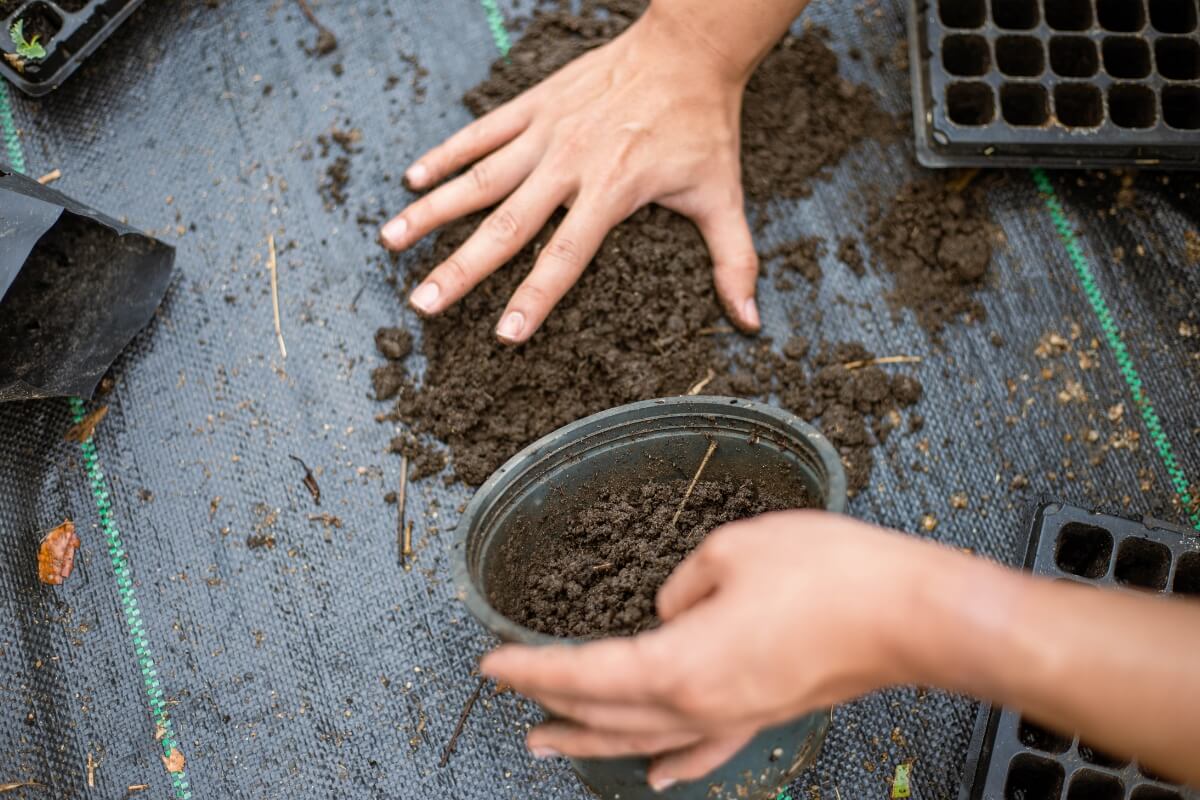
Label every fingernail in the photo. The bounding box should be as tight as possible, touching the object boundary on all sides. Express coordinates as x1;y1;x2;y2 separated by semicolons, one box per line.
381;216;409;248
405;163;429;188
409;282;440;315
529;746;559;760
741;298;760;329
496;311;525;343
651;777;677;793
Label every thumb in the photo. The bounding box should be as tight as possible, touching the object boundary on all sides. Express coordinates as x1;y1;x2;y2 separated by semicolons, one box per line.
656;544;721;622
693;203;761;333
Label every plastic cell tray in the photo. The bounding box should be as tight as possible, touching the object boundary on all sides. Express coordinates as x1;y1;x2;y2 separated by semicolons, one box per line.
0;0;145;96
958;502;1200;800
908;0;1200;167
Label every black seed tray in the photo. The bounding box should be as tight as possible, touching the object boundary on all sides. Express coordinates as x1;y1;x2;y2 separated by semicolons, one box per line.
908;0;1200;168
0;0;145;97
959;502;1200;800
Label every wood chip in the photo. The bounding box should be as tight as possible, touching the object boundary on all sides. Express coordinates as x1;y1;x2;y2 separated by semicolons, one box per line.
127;785;149;794
86;752;95;787
672;439;718;528
0;782;45;793
288;455;320;505
64;405;109;443
267;234;286;359
36;168;61;185
440;678;486;768
841;355;922;370
686;368;716;396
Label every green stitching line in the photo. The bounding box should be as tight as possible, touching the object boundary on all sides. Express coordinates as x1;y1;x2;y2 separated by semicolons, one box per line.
479;0;512;56
70;397;194;799
0;80;26;173
1031;168;1199;530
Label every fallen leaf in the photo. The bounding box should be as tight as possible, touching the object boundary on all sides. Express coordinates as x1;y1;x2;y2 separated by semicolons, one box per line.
64;406;109;443
162;747;186;773
38;521;80;585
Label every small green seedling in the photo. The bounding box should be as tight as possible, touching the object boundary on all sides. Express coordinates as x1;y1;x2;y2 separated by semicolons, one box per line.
9;20;47;60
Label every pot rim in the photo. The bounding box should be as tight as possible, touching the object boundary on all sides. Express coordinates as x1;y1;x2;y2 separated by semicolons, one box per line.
451;395;847;646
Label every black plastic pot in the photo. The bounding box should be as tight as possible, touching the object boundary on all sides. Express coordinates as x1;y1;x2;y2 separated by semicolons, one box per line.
453;396;846;800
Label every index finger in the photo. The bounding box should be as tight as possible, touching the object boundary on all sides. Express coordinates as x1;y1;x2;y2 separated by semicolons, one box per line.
481;633;668;703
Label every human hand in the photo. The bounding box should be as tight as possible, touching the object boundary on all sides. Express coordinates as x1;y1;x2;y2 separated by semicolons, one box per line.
379;6;762;344
481;511;927;791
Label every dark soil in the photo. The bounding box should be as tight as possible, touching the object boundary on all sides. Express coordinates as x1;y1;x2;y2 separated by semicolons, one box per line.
495;478;802;638
836;236;865;276
765;235;825;286
320;156;350;209
0;0;23;18
18;6;60;46
374;1;921;491
867;179;995;335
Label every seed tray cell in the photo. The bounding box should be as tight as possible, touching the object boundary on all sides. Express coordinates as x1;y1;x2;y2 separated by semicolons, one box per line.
908;0;1200;167
958;502;1200;800
0;0;144;97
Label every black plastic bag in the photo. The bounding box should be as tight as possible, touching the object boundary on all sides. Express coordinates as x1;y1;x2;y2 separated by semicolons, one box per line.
0;169;174;402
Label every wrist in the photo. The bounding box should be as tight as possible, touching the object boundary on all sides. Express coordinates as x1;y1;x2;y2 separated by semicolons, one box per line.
878;541;1031;700
639;0;765;85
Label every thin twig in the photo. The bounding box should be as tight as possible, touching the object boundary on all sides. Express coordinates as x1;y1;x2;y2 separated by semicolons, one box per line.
0;783;45;793
288;454;320;505
672;439;718;528
86;753;95;788
440;677;487;767
686;368;716;396
948;167;981;194
36;168;61;185
841;355;922;370
293;0;322;28
127;786;149;795
402;521;413;572
397;455;409;567
267;235;287;359
696;326;734;336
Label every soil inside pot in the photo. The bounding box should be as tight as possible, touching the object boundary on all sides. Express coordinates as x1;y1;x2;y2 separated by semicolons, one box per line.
490;477;807;639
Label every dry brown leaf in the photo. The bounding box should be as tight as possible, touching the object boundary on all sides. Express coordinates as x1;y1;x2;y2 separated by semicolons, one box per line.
38;520;80;586
64;406;109;443
162;747;186;773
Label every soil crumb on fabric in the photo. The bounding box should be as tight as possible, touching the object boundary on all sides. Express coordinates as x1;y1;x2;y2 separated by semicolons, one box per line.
867;179;995;335
765;235;826;287
836;236;866;276
497;478;801;638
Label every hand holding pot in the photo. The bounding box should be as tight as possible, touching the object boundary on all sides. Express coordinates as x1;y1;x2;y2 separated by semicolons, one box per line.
481;511;918;790
483;510;1200;791
380;0;813;344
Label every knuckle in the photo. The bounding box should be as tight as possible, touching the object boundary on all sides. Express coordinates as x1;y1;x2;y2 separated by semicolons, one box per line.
512;281;552;309
542;237;580;269
486;207;521;241
468;162;491;193
439;255;472;289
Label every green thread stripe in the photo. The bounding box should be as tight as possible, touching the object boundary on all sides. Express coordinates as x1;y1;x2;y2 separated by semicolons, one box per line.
479;0;511;56
1031;168;1199;530
69;397;194;799
0;80;26;173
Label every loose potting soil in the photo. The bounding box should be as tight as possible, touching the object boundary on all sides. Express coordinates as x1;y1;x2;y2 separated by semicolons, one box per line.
376;0;927;492
493;478;802;639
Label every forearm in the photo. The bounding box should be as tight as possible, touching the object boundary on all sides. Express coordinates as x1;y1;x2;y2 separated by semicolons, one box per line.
644;0;812;84
891;544;1200;785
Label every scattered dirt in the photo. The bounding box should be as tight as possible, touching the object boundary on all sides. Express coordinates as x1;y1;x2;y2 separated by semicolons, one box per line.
836;236;866;276
387;432;446;481
765;235;825;287
494;478;802;638
320;157;350;209
1186;230;1200;265
867;179;995;336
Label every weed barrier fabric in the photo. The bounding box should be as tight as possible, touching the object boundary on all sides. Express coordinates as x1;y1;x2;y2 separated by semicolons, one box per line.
0;2;1197;800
